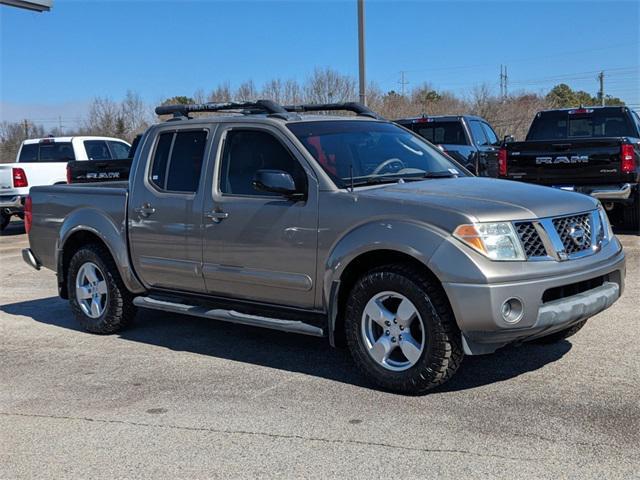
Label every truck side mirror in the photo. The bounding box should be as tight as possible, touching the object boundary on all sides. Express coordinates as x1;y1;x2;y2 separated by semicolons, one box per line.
252;169;302;198
503;135;515;144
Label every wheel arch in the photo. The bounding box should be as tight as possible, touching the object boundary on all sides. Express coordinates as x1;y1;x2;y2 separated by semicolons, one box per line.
57;217;145;299
324;220;449;347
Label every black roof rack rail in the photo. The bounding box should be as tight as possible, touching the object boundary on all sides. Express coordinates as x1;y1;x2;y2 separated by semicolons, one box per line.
155;99;289;118
283;102;381;119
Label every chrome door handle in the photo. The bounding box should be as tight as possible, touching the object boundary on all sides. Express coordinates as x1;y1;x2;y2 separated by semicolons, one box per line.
135;204;156;217
205;211;229;223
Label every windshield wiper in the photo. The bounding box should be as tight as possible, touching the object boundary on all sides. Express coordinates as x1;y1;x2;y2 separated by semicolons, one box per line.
423;170;457;178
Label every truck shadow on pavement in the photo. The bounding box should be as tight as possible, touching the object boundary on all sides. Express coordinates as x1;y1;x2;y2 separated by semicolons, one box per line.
1;296;572;394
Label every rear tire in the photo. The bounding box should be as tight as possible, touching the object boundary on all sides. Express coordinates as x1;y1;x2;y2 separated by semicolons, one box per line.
623;188;640;234
0;213;9;232
531;320;587;344
67;244;136;334
345;264;463;395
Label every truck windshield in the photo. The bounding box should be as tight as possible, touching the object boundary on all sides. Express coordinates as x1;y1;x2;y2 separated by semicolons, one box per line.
527;109;634;140
287;121;465;187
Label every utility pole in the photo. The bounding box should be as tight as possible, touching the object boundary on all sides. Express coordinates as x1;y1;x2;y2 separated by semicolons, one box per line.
598;71;605;106
499;65;508;99
399;71;409;97
58;115;63;135
499;65;504;98
357;0;366;106
22;119;30;139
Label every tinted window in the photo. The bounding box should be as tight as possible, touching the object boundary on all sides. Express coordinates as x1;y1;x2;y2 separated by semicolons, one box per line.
468;120;489;146
414;121;468;145
481;122;499;145
108;141;131;159
84;140;111;160
149;130;206;193
220;130;306;196
166;131;207;192
288;121;464;187
527;109;635;140
149;132;174;190
18;144;38;162
39;142;75;162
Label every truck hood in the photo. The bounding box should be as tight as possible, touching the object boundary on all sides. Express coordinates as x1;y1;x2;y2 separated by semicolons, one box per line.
359;177;598;223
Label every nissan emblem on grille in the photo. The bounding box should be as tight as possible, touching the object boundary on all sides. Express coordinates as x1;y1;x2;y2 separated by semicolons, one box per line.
552;214;592;255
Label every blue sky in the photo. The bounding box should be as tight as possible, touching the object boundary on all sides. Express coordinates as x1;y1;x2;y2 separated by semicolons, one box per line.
1;0;638;128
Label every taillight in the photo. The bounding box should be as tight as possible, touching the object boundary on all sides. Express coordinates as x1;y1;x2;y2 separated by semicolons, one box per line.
621;144;636;174
66;164;72;184
498;147;508;176
12;167;28;188
24;195;33;234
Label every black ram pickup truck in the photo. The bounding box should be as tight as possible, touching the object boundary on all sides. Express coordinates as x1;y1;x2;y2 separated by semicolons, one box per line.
66;134;142;184
499;106;640;232
395;115;505;177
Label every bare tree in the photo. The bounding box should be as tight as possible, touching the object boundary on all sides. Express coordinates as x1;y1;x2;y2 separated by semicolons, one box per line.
236;80;257;102
208;82;232;103
304;67;356;105
0;121;45;163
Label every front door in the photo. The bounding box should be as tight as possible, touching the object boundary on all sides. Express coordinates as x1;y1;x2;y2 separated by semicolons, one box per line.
202;126;319;309
128;126;212;292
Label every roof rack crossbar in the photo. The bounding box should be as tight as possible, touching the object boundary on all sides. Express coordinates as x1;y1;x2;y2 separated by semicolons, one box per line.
283;102;380;119
155;99;288;117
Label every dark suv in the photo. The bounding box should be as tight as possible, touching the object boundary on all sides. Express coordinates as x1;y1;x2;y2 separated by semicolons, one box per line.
396;115;503;177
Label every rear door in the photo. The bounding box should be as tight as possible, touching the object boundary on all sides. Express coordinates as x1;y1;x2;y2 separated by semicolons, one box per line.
128;125;213;292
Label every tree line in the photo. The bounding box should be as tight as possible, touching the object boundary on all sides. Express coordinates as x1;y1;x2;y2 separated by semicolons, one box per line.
0;67;625;163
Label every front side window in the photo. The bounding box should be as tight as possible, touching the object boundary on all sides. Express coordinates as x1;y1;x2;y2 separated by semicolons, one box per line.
468;121;489;146
108;141;131;159
149;130;207;193
84;140;111;160
288;121;465;187
219;129;307;196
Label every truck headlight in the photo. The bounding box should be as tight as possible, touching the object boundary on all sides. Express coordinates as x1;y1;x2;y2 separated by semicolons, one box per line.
453;222;526;261
597;205;614;241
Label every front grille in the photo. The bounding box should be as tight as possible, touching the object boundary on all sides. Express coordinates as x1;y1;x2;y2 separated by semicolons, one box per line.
552;213;592;255
515;222;547;258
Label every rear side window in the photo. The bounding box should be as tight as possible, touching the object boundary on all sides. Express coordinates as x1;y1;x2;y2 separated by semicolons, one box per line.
18;144;38;162
149;130;207;193
414;121;467;145
108;141;130;159
84;140;111;160
21;142;76;162
468;120;489;146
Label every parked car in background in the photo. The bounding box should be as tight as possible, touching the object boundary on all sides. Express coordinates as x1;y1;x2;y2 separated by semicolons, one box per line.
23;101;625;394
0;136;130;230
498;106;640;233
395;115;505;177
66;134;142;184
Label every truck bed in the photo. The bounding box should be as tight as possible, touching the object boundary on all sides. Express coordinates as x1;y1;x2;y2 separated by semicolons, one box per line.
28;182;129;272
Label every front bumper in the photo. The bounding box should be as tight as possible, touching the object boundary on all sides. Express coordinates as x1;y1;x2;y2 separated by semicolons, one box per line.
443;244;626;355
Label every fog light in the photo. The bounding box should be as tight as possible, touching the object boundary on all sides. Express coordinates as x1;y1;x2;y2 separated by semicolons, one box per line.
501;298;523;324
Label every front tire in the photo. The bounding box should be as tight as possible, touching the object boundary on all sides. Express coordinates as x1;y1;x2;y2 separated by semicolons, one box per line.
345;264;463;394
67;244;136;334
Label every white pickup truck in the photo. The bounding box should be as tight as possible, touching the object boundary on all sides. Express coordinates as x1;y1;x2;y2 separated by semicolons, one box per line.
0;136;130;231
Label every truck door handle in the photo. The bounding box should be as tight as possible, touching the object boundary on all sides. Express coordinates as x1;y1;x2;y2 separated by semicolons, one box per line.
205;211;229;223
135;203;156;217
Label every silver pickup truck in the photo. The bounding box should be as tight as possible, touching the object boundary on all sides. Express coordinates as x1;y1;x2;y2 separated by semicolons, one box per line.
23;101;626;394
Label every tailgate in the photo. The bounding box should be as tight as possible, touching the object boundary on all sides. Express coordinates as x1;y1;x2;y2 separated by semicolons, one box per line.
68;159;132;183
505;139;623;185
0;165;14;190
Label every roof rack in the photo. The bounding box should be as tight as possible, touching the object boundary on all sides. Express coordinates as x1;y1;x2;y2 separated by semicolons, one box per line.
154;100;289;118
154;100;381;120
283;102;380;119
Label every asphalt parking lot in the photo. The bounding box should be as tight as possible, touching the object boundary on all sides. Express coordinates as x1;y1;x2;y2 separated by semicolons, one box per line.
1;220;639;479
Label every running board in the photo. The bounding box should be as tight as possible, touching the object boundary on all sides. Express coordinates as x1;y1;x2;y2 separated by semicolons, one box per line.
133;296;324;337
